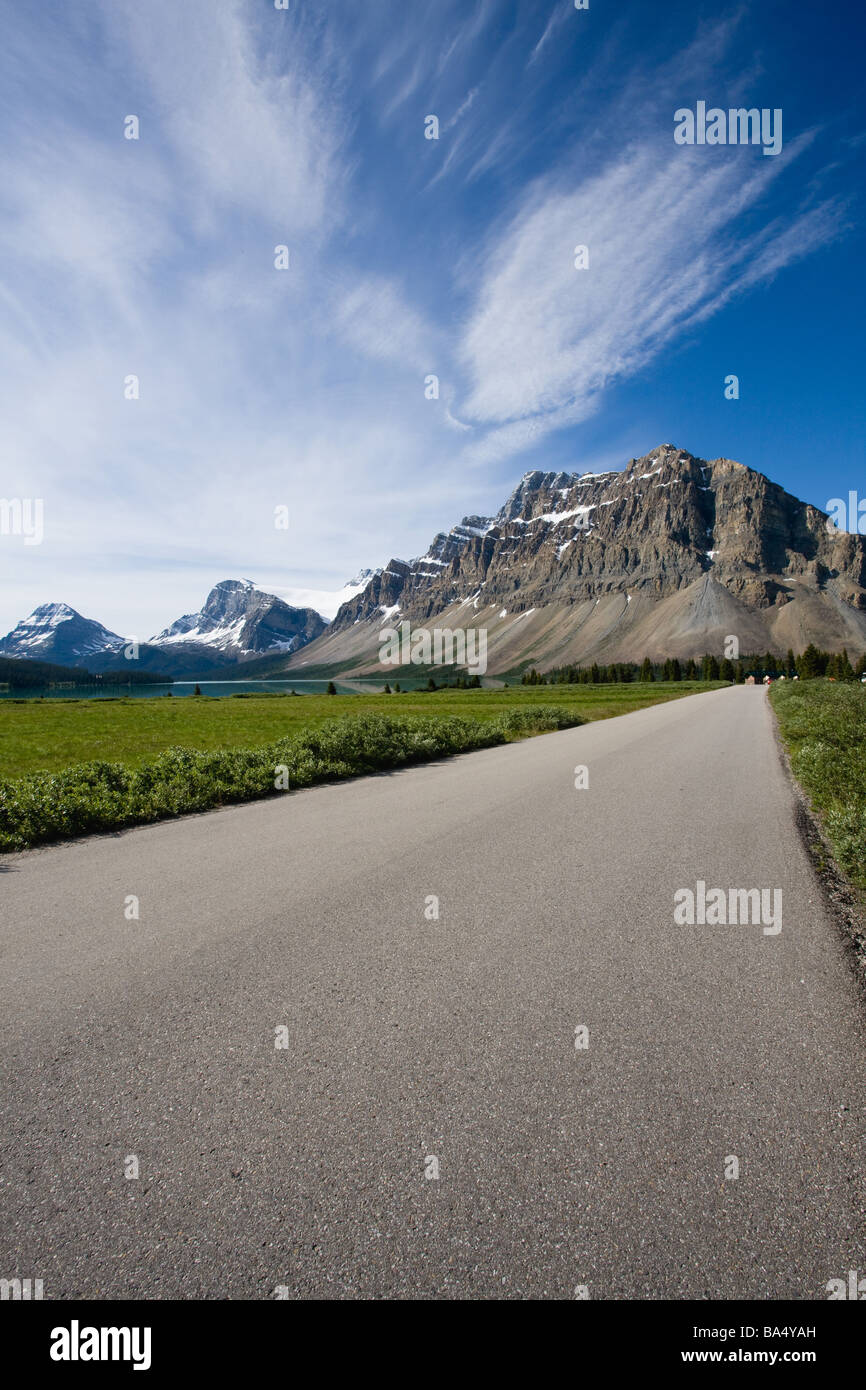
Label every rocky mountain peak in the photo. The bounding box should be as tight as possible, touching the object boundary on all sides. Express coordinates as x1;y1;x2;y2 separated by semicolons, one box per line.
0;603;124;663
325;445;866;663
149;580;327;656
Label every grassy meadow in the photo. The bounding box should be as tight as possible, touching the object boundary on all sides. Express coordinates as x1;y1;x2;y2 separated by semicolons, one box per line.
0;682;725;850
0;681;723;779
770;679;866;900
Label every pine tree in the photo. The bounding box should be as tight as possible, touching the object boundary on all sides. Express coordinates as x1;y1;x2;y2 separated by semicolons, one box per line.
383;683;391;694
326;681;337;695
685;658;697;680
640;657;654;682
702;654;720;680
719;657;734;682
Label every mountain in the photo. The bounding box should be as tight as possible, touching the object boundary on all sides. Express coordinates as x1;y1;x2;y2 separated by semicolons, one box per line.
276;445;866;677
6;455;863;683
0;603;188;677
149;579;326;659
0;581;329;679
0;603;126;665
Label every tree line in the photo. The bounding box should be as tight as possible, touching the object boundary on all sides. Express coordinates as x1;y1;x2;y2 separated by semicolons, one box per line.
522;645;866;686
0;655;172;689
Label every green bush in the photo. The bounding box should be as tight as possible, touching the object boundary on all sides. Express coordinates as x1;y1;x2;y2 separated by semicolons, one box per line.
0;708;584;851
496;706;582;735
770;681;866;894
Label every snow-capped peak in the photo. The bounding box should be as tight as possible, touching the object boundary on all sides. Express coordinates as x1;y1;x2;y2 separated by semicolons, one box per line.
0;603;124;662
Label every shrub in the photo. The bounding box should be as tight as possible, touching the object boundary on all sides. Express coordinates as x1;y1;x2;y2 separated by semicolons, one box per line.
770;681;866;895
0;709;584;851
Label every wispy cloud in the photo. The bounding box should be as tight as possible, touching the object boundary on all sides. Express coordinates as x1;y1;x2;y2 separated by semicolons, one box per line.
528;8;570;67
444;86;480;131
331;275;440;374
101;0;348;236
0;0;856;636
456;142;844;432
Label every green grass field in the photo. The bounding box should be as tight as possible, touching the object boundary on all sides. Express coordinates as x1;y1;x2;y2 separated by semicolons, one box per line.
0;682;723;778
770;680;866;900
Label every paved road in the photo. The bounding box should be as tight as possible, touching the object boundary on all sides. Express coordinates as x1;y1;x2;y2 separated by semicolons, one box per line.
1;686;865;1300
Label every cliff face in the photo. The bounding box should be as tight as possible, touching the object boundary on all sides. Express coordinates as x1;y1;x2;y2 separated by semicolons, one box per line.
333;446;866;630
274;445;866;676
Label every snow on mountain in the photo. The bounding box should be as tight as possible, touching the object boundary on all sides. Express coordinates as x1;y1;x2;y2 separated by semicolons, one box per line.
149;579;327;657
265;570;380;622
0;581;330;675
321;445;866;670
0;603;125;663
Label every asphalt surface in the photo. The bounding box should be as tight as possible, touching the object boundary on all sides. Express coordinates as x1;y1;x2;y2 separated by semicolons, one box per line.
1;685;865;1300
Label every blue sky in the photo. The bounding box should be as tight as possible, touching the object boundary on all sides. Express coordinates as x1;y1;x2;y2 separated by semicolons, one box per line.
0;0;863;637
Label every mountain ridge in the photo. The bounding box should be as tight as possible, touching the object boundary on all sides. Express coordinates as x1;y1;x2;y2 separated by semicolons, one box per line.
4;447;864;680
0;581;328;678
279;444;866;676
332;446;865;628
